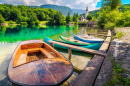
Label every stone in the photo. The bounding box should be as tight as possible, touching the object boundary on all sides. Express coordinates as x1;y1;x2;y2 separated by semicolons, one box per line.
120;73;128;78
97;76;102;79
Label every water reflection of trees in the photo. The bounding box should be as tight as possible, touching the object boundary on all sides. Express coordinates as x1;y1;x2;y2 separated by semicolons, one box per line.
0;26;6;34
0;25;79;43
0;25;107;43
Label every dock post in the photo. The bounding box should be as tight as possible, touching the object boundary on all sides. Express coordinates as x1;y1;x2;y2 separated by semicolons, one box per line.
68;48;71;60
50;43;54;48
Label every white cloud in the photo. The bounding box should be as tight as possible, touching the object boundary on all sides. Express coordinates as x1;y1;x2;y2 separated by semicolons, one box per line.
0;0;101;11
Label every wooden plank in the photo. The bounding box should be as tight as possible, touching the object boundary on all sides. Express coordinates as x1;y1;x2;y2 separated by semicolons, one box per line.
49;41;107;57
87;33;111;37
72;30;111;86
68;48;71;60
16;54;27;66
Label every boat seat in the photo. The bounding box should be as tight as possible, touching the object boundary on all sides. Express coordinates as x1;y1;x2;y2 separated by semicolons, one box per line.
16;53;27;67
27;48;40;53
40;48;55;58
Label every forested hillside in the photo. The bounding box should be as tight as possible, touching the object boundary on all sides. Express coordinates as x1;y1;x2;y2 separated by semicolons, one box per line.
0;4;66;25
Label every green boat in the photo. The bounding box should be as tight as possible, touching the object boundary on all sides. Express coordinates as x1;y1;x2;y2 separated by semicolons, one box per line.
59;36;97;46
44;37;101;51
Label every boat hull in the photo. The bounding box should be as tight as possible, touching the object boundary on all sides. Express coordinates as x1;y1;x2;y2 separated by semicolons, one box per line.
8;40;73;86
74;35;104;43
59;36;91;46
44;37;101;50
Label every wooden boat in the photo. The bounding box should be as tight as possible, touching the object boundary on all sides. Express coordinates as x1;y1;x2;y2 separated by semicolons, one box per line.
74;35;104;43
44;37;101;50
8;40;73;86
59;36;91;46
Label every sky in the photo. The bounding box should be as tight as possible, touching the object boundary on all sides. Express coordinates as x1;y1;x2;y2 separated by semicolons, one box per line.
0;0;130;11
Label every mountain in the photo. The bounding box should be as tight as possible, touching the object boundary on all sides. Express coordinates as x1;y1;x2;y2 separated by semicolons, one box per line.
30;4;87;16
122;3;130;6
72;9;85;15
30;4;73;16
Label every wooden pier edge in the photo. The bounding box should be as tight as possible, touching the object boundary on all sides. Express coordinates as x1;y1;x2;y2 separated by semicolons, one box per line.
49;41;106;57
87;33;111;37
72;30;111;86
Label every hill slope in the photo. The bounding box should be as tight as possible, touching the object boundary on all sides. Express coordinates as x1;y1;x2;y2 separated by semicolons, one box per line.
30;4;73;16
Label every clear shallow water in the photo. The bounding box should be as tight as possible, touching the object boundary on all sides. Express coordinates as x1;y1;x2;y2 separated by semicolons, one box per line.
0;25;107;85
0;25;107;43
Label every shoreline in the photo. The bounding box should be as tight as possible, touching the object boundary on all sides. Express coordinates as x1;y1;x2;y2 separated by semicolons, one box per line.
94;27;130;86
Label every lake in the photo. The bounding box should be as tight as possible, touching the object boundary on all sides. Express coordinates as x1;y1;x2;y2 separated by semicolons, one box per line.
0;25;107;86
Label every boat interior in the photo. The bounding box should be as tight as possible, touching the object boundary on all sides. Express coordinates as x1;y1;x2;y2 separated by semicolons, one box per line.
13;43;59;67
63;37;89;44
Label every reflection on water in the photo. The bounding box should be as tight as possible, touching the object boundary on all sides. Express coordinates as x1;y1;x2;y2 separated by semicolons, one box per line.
0;25;107;86
0;25;107;43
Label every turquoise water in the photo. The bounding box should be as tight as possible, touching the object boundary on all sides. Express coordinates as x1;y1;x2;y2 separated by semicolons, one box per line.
0;25;107;58
0;25;107;43
0;25;80;43
0;25;108;85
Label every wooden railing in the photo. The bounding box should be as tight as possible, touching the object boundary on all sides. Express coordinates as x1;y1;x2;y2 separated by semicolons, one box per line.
48;40;107;57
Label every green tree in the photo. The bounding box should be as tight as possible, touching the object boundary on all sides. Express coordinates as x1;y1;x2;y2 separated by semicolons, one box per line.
27;10;38;25
0;14;5;23
37;12;46;21
0;4;66;25
54;12;65;25
87;14;92;21
73;13;77;22
3;7;11;21
10;9;21;21
66;12;71;24
22;11;27;17
102;0;122;10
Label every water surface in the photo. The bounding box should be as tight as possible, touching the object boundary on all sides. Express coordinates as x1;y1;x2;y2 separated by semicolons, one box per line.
0;25;107;85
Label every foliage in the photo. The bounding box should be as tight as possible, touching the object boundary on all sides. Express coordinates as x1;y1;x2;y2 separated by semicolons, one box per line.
116;10;130;27
81;3;130;19
89;10;100;18
0;4;65;25
35;21;40;25
54;11;65;25
8;20;16;24
104;22;115;29
47;19;55;25
97;8;119;29
102;0;122;10
103;57;130;86
87;14;92;21
97;1;130;29
20;22;27;25
0;13;5;23
66;12;72;24
73;13;78;22
116;31;123;39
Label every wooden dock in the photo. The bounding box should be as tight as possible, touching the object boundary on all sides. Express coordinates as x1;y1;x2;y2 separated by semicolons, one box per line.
48;30;111;86
72;30;111;86
87;33;111;37
49;40;106;57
